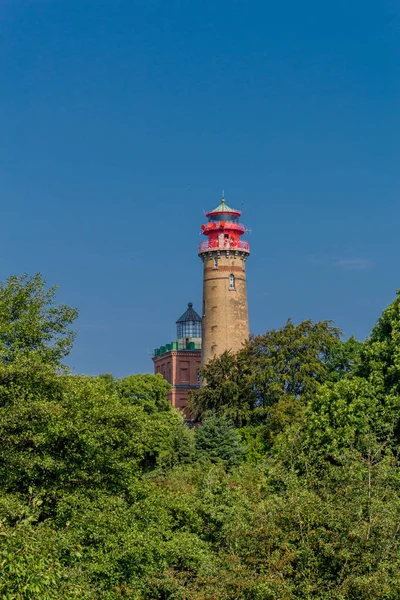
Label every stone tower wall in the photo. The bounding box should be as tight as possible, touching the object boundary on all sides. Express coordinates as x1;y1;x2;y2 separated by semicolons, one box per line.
201;251;249;365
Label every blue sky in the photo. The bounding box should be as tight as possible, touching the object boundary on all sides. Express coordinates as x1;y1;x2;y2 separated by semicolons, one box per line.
1;0;399;376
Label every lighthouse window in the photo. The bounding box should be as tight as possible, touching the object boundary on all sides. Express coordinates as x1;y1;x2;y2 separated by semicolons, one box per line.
229;274;235;290
177;320;202;339
213;257;218;269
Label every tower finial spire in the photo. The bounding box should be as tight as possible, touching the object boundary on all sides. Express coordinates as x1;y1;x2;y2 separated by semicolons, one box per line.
221;189;225;204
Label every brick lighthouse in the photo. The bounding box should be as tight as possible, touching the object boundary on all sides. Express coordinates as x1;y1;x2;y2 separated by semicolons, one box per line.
198;196;250;365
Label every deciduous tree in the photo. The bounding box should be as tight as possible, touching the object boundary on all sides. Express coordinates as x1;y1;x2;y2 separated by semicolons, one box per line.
0;273;77;368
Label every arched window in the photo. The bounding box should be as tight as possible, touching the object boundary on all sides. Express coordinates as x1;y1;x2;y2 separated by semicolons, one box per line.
229;273;235;290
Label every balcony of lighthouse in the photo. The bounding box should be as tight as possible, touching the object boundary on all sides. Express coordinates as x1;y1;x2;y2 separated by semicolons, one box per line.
198;239;250;253
153;338;202;357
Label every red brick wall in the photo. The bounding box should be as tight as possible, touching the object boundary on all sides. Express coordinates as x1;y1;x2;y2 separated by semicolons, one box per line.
153;350;201;418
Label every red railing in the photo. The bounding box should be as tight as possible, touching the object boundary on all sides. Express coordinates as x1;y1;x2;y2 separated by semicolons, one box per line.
198;240;250;253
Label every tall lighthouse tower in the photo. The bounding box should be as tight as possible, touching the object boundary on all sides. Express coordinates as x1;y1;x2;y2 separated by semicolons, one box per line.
198;196;250;365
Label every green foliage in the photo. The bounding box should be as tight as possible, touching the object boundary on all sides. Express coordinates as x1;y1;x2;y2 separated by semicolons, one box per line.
302;377;400;463
191;320;342;428
262;445;400;599
0;493;93;599
244;319;341;406
144;454;400;599
0;374;194;500
189;350;254;426
324;335;363;383
195;413;244;468
358;290;400;396
190;319;344;454
0;518;64;600
116;373;171;413
0;273;78;368
2;273;400;599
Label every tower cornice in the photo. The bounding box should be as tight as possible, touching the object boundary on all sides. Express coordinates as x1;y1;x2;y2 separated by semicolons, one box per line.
198;248;250;262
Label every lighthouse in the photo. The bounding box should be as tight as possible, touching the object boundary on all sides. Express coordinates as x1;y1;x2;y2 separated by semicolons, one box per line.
152;303;202;417
198;196;250;365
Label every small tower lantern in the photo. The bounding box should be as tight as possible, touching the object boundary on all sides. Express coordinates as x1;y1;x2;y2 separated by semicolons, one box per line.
176;302;202;341
198;196;250;365
152;302;202;417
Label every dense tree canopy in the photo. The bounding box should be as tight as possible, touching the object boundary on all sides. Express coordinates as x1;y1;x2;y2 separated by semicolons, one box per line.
189;319;351;448
2;274;400;599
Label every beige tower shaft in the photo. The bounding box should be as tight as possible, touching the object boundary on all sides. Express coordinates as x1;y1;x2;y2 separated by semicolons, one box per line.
200;250;249;365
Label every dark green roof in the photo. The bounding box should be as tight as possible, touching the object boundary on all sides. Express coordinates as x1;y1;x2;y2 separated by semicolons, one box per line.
176;302;202;323
206;197;241;216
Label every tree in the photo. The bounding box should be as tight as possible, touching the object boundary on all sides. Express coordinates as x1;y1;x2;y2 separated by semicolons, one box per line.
299;377;400;465
245;319;341;407
0;375;193;499
190;319;342;436
189;350;254;426
195;413;244;469
0;273;78;368
357;290;400;396
4;272;400;599
324;335;363;383
0;372;199;598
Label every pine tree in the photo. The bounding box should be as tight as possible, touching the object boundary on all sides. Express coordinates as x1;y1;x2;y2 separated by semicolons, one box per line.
195;413;244;468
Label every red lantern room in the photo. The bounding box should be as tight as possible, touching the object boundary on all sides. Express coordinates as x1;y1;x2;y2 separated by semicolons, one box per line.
198;197;250;254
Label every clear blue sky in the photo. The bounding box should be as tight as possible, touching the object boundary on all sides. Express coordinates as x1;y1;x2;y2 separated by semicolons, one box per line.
1;0;399;376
